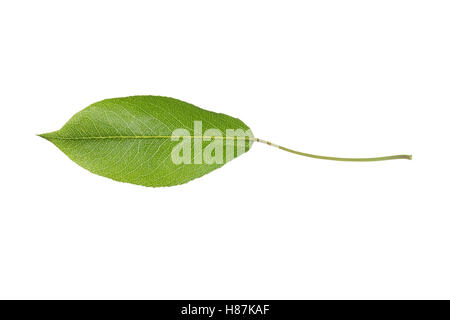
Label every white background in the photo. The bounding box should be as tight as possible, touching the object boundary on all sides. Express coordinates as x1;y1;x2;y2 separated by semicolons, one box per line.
0;1;449;299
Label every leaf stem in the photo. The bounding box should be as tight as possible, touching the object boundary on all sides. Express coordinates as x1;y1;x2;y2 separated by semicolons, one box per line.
253;138;412;162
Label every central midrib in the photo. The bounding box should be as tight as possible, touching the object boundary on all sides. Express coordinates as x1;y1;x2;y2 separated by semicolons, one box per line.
48;135;256;140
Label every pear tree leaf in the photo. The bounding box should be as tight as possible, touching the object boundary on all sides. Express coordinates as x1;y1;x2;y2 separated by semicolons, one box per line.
39;95;412;187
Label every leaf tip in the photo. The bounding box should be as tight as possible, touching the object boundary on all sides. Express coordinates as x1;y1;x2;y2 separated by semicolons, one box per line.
37;132;52;141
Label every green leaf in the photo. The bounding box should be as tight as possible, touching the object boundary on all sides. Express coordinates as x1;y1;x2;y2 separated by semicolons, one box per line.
40;95;412;187
39;96;254;187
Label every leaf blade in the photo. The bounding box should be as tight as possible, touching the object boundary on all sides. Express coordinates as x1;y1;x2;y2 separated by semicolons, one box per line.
40;96;253;187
